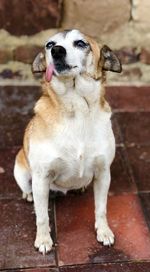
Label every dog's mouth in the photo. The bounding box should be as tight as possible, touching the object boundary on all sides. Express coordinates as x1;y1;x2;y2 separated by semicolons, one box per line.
45;62;77;82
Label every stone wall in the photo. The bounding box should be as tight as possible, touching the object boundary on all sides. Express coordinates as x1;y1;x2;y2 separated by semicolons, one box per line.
0;0;150;86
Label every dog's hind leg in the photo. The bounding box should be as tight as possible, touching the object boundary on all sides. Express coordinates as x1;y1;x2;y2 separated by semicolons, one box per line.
14;148;33;202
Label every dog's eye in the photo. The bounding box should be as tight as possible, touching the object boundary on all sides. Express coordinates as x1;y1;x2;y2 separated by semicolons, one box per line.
74;40;88;49
46;41;55;49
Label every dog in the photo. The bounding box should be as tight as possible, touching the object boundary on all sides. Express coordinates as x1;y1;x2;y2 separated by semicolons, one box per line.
14;29;122;254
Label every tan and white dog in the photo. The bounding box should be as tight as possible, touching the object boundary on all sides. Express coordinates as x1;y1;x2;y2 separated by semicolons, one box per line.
14;29;122;254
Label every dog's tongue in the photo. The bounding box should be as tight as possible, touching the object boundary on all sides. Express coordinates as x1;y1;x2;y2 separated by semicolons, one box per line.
45;64;54;82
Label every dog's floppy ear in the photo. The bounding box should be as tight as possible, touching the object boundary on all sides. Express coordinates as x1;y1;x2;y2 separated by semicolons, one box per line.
100;45;122;73
32;52;46;73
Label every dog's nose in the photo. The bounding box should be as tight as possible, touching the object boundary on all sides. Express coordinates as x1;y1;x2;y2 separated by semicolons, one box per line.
51;46;66;60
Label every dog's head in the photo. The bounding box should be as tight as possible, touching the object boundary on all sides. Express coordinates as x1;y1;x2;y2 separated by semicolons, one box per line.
32;29;122;82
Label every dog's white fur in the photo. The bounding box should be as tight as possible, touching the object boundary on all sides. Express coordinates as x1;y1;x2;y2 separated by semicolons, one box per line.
14;29;121;254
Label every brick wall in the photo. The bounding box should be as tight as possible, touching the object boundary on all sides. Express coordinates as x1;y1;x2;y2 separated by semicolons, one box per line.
0;0;150;85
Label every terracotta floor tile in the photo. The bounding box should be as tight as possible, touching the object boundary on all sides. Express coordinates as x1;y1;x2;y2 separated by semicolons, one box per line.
106;86;150;112
116;112;150;146
13;269;57;272
0;86;40;147
140;193;150;229
0;199;56;270
0;147;21;199
56;193;150;266
60;262;150;272
110;147;137;194
127;146;150;191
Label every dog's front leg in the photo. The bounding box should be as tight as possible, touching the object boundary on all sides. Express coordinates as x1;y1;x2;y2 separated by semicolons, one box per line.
93;158;114;246
32;172;53;254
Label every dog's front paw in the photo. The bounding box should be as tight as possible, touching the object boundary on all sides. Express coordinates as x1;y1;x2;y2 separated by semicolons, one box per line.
22;192;33;202
34;234;53;254
96;225;115;246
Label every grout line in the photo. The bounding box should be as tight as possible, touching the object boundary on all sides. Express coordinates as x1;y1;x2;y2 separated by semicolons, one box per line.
1;261;150;271
113;109;150;113
122;146;138;187
0;81;40;87
0;265;58;271
58;260;150;270
138;193;150;230
113;114;124;145
138;191;150;194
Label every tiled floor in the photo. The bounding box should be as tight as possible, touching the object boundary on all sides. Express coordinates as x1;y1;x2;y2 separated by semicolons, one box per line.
0;86;150;271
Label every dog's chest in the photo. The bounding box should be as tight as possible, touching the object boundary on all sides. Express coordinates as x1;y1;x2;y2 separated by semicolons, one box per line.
30;106;112;193
29;81;114;193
